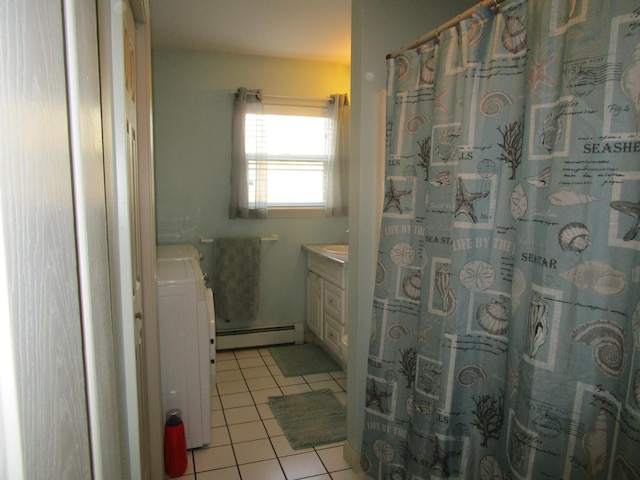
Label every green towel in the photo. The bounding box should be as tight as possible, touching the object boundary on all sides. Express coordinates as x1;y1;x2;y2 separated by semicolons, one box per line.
212;237;261;321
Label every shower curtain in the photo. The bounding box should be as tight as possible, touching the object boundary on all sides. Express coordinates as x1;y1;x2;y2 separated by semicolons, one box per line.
362;0;640;478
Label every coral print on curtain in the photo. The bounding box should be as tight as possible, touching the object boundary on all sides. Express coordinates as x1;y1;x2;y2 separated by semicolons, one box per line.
362;0;640;478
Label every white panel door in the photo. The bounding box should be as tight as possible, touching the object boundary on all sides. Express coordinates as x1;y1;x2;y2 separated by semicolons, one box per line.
64;0;125;477
124;1;152;477
98;0;158;477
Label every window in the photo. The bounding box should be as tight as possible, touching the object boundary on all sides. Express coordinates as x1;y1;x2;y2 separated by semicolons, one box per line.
230;88;348;220
245;101;331;213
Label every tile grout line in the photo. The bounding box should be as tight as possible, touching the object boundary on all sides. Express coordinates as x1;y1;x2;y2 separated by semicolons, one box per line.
250;347;323;480
247;348;289;480
196;346;349;479
263;348;334;480
209;353;244;479
225;347;286;480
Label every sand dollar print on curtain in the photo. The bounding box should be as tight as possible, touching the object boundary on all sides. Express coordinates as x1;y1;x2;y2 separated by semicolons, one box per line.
362;0;640;478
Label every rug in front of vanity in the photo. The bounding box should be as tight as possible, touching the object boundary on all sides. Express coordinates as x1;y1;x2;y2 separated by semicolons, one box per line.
268;389;346;450
268;343;342;377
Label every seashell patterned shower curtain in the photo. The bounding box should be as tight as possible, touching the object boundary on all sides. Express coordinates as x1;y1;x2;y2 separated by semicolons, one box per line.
361;0;640;478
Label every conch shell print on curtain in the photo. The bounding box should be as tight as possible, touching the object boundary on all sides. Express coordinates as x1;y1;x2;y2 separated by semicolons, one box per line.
361;1;640;478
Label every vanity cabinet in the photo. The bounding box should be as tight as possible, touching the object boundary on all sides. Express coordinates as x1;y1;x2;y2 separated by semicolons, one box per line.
306;271;323;339
305;253;347;360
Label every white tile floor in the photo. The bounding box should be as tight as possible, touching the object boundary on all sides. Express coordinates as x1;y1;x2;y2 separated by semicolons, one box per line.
168;346;367;480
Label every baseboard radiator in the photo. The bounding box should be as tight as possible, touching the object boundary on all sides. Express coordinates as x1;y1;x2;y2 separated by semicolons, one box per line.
216;323;304;350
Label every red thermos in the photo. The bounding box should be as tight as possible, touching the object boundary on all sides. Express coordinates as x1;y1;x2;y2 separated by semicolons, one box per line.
164;409;187;477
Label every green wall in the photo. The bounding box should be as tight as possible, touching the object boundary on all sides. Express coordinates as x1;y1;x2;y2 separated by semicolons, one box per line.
152;50;350;331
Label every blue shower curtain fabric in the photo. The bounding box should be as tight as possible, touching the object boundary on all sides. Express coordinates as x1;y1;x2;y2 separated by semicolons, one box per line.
362;1;640;479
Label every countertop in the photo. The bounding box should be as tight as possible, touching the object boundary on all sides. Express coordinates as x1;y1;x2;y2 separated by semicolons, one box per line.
302;244;348;265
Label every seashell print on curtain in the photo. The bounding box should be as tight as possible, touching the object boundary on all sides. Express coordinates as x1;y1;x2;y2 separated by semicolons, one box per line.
361;0;640;478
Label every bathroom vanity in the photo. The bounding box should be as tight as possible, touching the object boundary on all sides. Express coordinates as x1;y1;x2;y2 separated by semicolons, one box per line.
302;244;348;365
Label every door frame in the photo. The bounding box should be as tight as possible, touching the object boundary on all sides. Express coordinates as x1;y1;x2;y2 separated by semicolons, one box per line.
133;2;164;478
98;0;161;478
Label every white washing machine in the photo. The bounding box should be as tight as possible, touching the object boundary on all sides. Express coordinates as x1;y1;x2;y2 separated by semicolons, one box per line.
157;244;202;262
157;244;215;384
157;255;215;448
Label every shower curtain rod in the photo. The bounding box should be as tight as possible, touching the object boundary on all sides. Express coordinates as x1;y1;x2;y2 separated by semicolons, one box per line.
387;0;504;59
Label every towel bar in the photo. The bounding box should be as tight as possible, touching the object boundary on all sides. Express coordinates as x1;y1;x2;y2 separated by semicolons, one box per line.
199;234;278;244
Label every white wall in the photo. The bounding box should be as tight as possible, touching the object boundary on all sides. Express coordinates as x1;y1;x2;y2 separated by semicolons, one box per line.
0;2;93;475
152;50;351;332
347;0;479;462
0;0;128;477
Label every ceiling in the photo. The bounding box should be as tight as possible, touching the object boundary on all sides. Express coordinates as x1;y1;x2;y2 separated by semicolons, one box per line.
148;0;352;64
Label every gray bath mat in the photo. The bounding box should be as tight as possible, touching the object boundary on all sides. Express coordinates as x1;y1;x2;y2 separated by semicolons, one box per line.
268;389;346;449
268;343;342;377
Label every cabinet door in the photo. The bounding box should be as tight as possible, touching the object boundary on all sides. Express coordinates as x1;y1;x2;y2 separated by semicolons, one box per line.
306;271;323;340
324;315;343;357
323;281;345;325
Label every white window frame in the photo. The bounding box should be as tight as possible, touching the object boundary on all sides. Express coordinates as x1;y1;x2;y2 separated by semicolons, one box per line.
246;99;331;218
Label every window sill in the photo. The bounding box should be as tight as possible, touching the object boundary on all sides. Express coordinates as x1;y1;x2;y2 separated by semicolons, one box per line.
267;207;326;218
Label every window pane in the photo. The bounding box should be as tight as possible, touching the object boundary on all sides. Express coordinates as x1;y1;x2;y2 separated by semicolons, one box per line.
265;115;328;157
267;161;324;205
245;109;329;208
